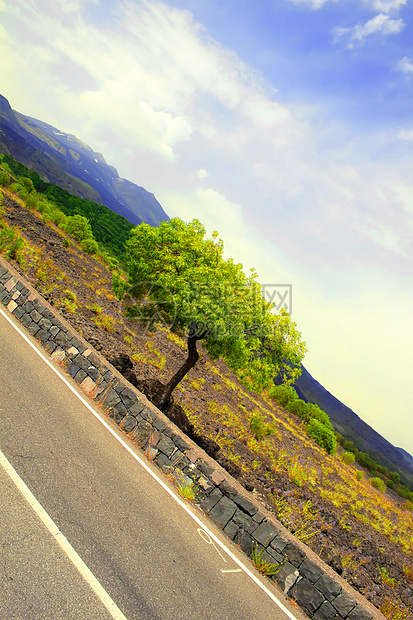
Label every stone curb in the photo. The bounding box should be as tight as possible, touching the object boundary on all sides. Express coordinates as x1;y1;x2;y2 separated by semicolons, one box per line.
0;255;385;620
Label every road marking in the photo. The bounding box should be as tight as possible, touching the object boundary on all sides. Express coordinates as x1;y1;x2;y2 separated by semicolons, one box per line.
0;305;299;620
197;528;228;563
0;448;129;620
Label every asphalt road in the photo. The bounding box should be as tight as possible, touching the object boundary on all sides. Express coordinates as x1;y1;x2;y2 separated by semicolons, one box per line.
0;307;305;620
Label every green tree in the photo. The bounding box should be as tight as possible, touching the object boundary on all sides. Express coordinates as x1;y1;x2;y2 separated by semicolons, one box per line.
126;218;306;408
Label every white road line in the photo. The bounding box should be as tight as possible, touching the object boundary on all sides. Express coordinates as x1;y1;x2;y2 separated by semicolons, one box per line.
0;448;129;620
0;305;299;620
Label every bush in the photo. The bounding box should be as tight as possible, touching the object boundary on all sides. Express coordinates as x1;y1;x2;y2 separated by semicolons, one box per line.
370;477;386;493
250;410;276;441
288;398;309;420
9;182;29;200
306;418;337;454
0;170;10;186
19;176;35;193
306;403;333;429
269;383;298;408
341;451;355;465
81;237;99;255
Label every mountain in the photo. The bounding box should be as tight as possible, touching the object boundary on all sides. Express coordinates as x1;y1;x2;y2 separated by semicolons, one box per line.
0;94;169;227
294;364;413;486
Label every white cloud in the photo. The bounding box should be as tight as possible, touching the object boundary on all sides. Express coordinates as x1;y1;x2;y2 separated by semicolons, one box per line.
333;13;405;48
399;127;413;140
368;0;407;12
397;56;413;74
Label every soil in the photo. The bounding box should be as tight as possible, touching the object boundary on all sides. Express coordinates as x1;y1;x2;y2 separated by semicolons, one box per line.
2;193;413;617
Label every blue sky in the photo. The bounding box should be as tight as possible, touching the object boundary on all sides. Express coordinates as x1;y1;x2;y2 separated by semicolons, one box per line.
1;0;413;455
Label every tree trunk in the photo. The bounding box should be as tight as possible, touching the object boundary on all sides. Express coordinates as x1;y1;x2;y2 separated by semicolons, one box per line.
155;322;207;410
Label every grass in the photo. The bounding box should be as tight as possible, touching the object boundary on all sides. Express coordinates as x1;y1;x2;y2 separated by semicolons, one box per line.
251;544;281;577
177;481;197;501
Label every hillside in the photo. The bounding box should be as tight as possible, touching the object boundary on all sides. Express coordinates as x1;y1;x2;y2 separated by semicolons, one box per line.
294;366;413;488
0;93;169;227
0;184;412;618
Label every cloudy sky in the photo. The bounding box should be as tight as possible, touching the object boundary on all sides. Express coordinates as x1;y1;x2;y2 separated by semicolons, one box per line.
1;0;413;455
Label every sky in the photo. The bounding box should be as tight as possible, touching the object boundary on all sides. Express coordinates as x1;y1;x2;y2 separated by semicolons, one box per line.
1;0;413;455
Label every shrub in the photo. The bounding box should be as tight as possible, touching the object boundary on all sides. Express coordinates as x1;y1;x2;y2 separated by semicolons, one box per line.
370;477;386;493
19;176;35;193
81;237;99;255
306;418;336;454
287;398;309;420
9;182;29;199
269;383;298;408
0;170;10;186
250;410;276;441
341;451;356;465
306;404;333;429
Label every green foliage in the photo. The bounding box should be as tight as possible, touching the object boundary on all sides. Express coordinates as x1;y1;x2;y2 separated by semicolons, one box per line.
1;153;133;262
250;410;276;440
287;398;309;419
9;182;29;200
306;403;333;430
81;237;99;255
370;477;386;493
0;190;3;210
112;271;129;300
269;383;298;408
341;451;356;465
0;170;10;186
126;218;306;391
19;176;35;193
65;214;94;242
251;544;281;577
306;418;337;454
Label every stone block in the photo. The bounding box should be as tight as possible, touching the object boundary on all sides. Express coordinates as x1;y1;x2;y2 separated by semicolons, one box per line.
232;508;253;531
38;317;52;331
80;377;96;394
209;496;237;528
121;416;137;433
12;306;25;319
224;520;239;541
347;606;373;620
270;531;290;553
219;480;237;499
284;542;306;567
233;493;257;516
55;331;69;348
252;520;279;547
44;341;58;355
152;414;168;433
156;435;177;458
7;300;18;313
27;323;40;336
86;366;99;381
51;349;66;363
198;460;215;477
291;577;325;616
200;487;223;513
332;592;356;617
29;309;42;323
236;530;253;556
300;558;325;583
120;386;136;408
155;452;173;472
132;420;153;448
49;325;60;337
36;329;51;343
99;387;121;409
314;601;337;620
314;574;342;602
274;561;300;594
20;313;32;328
74;370;87;385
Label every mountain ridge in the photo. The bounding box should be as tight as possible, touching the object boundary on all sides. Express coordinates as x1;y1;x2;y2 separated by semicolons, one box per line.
0;94;168;227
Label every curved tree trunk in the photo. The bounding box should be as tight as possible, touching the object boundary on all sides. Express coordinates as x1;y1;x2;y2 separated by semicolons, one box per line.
155;322;207;410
